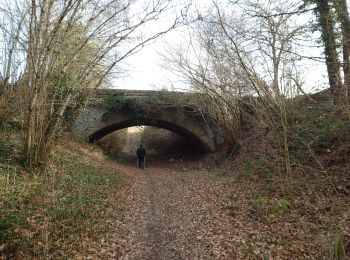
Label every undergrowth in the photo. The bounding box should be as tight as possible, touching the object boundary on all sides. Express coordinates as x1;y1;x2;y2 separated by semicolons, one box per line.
103;91;143;111
224;101;350;258
247;197;293;217
290;103;350;168
0;125;124;258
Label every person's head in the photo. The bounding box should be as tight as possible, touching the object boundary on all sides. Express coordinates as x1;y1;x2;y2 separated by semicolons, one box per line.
139;144;143;148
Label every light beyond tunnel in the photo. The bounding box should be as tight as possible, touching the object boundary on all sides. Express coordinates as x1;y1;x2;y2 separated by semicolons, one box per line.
96;126;202;161
87;119;213;153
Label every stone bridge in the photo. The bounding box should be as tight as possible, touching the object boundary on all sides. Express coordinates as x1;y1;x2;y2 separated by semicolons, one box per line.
71;89;224;152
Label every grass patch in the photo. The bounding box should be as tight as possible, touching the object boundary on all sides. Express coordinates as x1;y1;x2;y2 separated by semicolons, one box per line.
236;157;274;181
322;232;347;260
247;197;293;217
0;213;27;243
0;122;23;165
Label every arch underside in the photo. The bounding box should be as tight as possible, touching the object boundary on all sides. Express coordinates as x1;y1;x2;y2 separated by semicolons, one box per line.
87;119;212;153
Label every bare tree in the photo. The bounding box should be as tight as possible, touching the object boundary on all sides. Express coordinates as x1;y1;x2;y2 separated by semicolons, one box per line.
164;0;308;183
237;0;307;181
162;33;243;146
0;1;28;121
1;0;191;167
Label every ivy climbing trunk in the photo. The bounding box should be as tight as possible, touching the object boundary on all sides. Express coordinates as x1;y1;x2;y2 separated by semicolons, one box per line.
334;0;350;105
315;0;343;100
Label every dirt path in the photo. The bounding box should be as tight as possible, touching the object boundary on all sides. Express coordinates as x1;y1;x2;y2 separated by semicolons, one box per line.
119;166;238;259
73;143;350;259
75;144;237;259
75;145;350;259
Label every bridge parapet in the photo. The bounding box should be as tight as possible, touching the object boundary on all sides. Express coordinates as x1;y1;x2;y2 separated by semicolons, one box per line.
95;89;160;98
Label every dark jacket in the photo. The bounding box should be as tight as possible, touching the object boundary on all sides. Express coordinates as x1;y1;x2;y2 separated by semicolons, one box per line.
136;147;146;158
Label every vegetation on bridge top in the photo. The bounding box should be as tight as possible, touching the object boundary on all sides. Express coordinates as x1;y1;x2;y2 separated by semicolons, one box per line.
97;89;206;115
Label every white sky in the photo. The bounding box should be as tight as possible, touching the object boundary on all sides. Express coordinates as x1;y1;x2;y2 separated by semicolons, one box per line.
0;0;333;92
113;0;330;92
112;30;182;91
112;1;210;91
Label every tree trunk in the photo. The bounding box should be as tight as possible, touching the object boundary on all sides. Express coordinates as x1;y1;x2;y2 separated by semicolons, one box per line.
315;0;343;100
334;0;350;100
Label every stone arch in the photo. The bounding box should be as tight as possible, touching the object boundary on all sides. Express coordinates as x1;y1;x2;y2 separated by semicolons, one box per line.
71;106;218;153
87;118;212;152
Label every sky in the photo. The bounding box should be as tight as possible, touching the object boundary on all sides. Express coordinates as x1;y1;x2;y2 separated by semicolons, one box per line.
112;0;330;93
0;0;332;92
112;1;209;91
112;29;183;91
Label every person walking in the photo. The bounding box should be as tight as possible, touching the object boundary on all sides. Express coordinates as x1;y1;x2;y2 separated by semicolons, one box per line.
136;144;146;169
